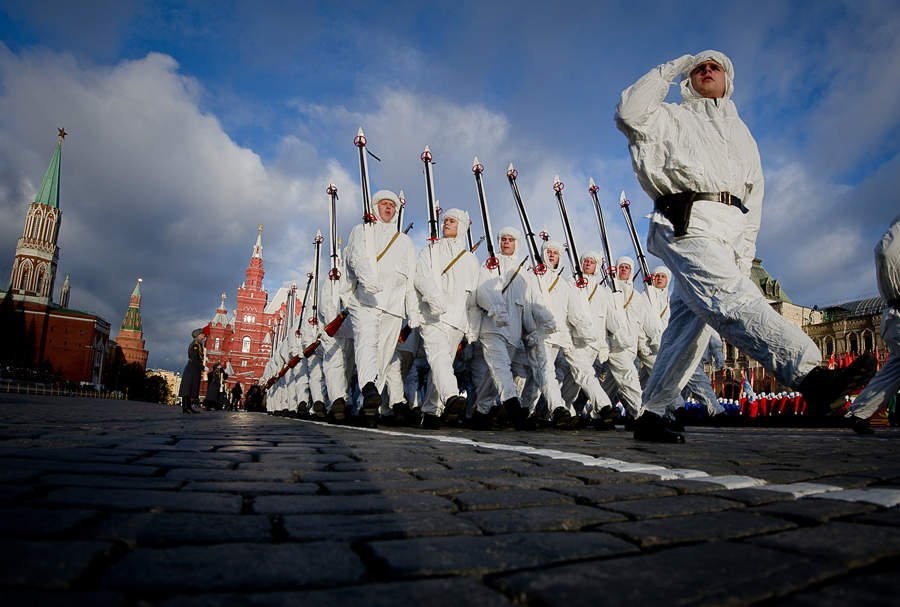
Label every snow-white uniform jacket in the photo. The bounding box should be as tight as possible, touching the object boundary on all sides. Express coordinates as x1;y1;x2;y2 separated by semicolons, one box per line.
414;208;481;337
344;198;417;318
476;226;556;347
615;50;764;276
534;240;596;351
613;256;659;354
646;265;671;331
579;251;626;357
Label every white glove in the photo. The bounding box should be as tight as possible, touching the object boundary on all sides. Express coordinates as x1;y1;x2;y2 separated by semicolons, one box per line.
663;54;696;81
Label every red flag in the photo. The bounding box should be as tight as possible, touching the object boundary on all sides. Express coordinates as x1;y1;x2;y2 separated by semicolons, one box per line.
828;353;835;369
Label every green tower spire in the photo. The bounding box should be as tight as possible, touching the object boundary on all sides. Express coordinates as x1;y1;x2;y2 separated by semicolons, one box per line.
34;127;65;209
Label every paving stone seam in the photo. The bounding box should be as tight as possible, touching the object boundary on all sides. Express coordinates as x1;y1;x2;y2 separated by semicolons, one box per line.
285;418;900;509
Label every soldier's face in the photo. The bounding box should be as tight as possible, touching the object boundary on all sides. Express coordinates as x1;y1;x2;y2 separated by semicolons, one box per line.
618;264;632;280
582;257;597;275
499;235;516;255
545;248;560;268
690;60;726;99
653;273;669;289
442;217;459;238
377;199;396;222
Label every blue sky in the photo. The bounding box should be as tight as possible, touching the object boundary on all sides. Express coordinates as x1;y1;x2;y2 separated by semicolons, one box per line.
0;0;897;371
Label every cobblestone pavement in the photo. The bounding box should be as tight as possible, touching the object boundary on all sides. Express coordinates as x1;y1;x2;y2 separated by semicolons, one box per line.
1;393;898;606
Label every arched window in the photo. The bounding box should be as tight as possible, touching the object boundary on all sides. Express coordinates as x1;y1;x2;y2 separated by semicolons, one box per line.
241;336;251;353
28;210;41;239
824;336;834;357
44;213;55;242
862;330;875;353
848;333;859;355
35;268;45;295
20;263;31;292
214;337;221;350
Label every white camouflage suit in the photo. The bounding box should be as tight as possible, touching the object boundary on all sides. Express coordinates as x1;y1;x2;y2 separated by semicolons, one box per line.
474;227;556;414
616;50;821;416
522;240;612;419
597;255;645;417
318;251;355;413
414;208;481;416
344;190;417;397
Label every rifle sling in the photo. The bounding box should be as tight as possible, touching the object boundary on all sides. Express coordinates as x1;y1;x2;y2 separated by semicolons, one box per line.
501;259;527;294
441;248;467;275
548;273;562;293
376;231;400;262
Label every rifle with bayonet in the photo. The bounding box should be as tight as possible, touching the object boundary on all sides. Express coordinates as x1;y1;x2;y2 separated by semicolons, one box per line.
553;176;588;288
588;178;618;292
303;232;324;358
620;190;653;286
422;147;439;242
507;163;546;275
472;157;500;272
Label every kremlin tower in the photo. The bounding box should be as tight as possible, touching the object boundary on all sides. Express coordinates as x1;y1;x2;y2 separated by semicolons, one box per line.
114;278;149;369
8;128;65;305
1;129;111;384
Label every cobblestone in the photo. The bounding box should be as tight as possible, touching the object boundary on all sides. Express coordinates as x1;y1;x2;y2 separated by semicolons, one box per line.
2;394;898;605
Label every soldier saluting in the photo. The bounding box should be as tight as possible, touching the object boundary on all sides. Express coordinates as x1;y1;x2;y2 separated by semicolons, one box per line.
616;50;875;442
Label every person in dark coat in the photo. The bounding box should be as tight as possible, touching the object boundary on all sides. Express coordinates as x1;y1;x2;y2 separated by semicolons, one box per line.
204;362;227;410
230;381;243;410
246;381;264;412
178;327;207;414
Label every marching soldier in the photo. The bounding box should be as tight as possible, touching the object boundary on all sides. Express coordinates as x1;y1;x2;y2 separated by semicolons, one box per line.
414;208;481;428
344;189;417;426
616;50;875;442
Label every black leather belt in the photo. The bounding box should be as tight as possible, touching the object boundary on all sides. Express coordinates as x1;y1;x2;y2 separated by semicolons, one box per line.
654;190;749;237
693;191;747;212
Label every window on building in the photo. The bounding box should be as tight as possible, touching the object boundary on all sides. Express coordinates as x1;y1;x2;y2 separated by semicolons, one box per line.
242;336;251;353
848;333;859;355
241;360;247;367
824;336;834;356
862;330;875;353
214;337;221;350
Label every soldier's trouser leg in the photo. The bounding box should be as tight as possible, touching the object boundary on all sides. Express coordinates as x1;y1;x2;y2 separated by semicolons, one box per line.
322;337;349;411
349;305;403;393
420;323;464;415
683;361;720;415
308;356;326;404
564;347;612;415
470;344;499;415
606;348;644;417
644;221;821;416
480;332;519;403
526;342;567;417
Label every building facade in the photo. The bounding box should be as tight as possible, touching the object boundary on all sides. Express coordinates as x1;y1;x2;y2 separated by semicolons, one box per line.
0;129;112;385
202;225;301;394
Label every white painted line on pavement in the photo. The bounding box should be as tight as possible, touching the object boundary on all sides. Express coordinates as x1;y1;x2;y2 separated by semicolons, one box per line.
293;418;897;508
808;488;900;508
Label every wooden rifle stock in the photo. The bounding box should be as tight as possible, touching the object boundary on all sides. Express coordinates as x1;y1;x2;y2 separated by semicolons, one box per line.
302;339;321;358
287;355;301;369
324;310;348;337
